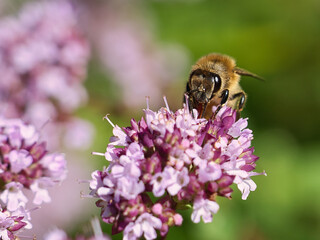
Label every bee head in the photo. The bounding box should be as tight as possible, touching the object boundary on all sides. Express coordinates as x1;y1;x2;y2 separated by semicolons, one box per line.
188;69;222;104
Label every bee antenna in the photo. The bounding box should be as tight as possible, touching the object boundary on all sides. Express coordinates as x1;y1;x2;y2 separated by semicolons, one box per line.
234;67;264;81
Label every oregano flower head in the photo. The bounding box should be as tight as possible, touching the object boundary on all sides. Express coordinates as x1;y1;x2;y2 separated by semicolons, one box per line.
90;98;265;239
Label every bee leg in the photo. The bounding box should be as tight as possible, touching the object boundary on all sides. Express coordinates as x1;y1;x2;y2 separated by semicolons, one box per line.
188;97;196;118
238;93;246;111
231;92;246;119
184;83;193;111
220;89;229;105
211;89;229;119
231;92;246;111
183;88;194;117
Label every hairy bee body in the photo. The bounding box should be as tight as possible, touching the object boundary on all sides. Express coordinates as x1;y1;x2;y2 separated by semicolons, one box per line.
185;53;261;119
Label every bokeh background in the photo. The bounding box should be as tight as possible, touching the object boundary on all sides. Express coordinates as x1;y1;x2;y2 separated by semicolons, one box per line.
1;0;320;239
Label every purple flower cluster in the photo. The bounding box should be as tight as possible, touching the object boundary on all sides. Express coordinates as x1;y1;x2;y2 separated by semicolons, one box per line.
0;0;93;150
0;117;67;239
90;100;265;239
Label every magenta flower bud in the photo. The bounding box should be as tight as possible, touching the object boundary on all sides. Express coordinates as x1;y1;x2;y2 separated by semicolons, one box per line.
173;213;183;226
218;187;234;197
217;175;235;188
241;164;256;172
9;218;27;231
152;203;163;215
207;181;219;193
160;223;169;237
29;142;47;162
140;132;155;148
0;144;10;155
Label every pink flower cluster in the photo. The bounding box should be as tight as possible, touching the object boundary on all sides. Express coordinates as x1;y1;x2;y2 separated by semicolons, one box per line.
0;0;93;150
0;117;67;239
44;218;110;240
90;100;265;239
80;1;189;108
44;229;109;240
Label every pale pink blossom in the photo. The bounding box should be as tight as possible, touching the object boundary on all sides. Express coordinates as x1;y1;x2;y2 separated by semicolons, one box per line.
8;150;32;173
191;198;220;223
198;161;222;183
0;182;27;212
123;213;162;240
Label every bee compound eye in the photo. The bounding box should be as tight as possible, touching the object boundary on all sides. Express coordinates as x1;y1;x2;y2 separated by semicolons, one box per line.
212;75;221;93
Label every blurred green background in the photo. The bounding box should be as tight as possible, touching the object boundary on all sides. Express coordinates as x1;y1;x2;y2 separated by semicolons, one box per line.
86;1;320;239
3;0;320;239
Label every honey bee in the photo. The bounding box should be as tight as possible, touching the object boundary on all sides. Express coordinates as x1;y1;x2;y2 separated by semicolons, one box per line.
185;53;262;119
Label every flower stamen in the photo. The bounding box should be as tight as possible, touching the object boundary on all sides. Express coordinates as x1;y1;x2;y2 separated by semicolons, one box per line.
103;114;115;128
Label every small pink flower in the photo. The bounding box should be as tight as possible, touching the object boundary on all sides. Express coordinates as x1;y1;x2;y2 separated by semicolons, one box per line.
89;171;105;197
234;176;257;200
8;150;32;173
126;142;144;161
198;161;222;183
234;171;267;200
191;198;220;223
123;222;140;240
123;213;162;240
109;124;130;147
228;117;248;138
30;178;54;205
97;182;114;200
121;160;141;179
0;182;27;212
166;167;189;196
192;142;214;167
173;213;183;226
150;172;167;197
114;177;145;201
40;153;67;182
